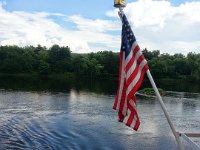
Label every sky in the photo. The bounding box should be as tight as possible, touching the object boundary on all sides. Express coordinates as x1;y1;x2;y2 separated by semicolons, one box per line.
0;0;200;54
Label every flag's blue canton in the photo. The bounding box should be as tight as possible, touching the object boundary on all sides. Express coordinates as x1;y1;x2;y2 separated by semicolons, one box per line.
121;14;136;58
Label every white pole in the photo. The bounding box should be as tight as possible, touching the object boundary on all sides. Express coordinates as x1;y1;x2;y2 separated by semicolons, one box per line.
146;69;184;150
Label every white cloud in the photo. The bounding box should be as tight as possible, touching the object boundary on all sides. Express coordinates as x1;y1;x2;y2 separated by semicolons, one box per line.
0;2;121;53
108;0;200;54
68;15;120;33
0;0;200;54
67;15;121;51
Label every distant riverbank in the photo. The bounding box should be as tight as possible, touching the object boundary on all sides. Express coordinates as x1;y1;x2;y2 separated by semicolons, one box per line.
0;73;200;94
0;73;117;94
1;45;200;82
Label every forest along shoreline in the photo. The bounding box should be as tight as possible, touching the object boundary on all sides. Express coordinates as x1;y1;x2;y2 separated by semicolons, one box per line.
0;45;200;93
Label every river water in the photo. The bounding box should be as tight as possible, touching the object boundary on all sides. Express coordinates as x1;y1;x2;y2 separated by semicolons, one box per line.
0;77;199;150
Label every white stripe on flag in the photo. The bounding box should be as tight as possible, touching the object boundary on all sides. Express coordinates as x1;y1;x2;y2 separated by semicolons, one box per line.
123;109;130;124
116;52;126;112
126;47;143;79
126;59;136;79
129;99;137;110
130;115;137;128
126;59;147;95
125;41;137;66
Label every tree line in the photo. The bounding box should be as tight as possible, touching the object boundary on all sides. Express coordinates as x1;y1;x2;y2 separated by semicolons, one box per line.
0;45;199;80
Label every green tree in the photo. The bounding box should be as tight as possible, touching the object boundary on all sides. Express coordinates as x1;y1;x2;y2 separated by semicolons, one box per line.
93;51;119;76
142;48;160;61
49;44;71;73
173;53;190;76
187;53;200;80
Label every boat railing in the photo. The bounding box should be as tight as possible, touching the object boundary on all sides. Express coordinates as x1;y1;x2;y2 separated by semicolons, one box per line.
178;132;200;150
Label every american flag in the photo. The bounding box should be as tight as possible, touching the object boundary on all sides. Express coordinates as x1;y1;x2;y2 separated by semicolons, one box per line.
113;12;148;131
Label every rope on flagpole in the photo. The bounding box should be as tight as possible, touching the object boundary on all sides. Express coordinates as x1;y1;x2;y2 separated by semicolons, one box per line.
119;6;123;14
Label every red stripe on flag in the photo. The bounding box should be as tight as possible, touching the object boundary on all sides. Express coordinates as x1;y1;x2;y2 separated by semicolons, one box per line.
133;115;140;131
133;45;140;56
126;55;146;87
126;65;139;86
127;65;148;100
113;51;127;121
113;51;124;110
118;81;126;121
124;96;140;131
126;110;136;127
125;45;140;72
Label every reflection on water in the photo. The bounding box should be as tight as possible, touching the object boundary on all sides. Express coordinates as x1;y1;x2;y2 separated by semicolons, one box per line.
0;89;199;150
141;78;200;93
0;75;118;94
165;91;200;99
0;75;200;94
0;76;200;149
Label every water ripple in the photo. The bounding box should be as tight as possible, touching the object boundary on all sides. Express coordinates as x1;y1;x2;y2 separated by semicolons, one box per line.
0;90;199;149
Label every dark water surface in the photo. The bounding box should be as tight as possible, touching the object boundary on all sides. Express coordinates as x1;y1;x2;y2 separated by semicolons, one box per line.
0;76;200;149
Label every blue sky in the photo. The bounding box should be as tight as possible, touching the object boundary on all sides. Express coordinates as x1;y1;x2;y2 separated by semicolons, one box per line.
4;0;197;18
4;0;132;18
0;0;200;54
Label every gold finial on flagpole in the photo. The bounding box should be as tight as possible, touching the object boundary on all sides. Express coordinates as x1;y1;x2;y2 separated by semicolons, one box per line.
114;0;126;8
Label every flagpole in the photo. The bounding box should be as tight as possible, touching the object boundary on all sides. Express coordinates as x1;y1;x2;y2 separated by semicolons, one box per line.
114;1;184;149
118;7;184;150
146;69;184;150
